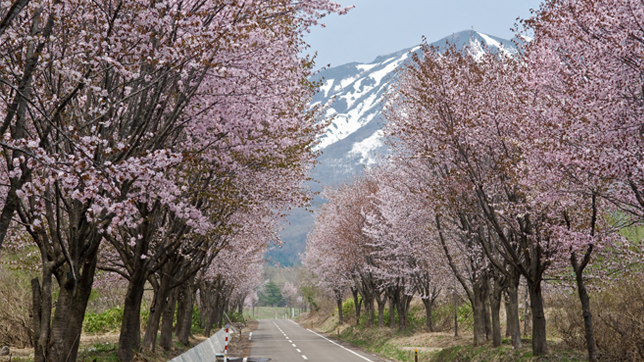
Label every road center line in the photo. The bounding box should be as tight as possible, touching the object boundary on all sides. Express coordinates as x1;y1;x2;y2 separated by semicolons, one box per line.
302;355;308;360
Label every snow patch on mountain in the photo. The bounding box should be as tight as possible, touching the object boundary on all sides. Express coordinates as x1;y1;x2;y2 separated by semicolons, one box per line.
313;31;515;153
271;31;518;266
349;130;384;165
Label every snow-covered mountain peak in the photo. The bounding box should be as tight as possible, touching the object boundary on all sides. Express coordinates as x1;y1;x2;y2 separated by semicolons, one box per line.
313;30;516;153
270;31;517;266
311;47;415;150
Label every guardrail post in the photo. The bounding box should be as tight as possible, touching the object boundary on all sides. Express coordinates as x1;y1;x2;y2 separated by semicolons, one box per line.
415;349;418;362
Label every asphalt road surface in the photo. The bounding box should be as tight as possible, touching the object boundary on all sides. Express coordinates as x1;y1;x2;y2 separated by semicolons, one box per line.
249;319;386;362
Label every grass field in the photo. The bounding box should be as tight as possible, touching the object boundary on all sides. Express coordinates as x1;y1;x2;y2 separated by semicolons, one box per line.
243;306;302;320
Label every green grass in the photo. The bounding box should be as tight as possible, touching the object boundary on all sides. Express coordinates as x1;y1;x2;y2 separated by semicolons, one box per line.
337;324;431;362
84;307;124;333
337;299;474;333
243;306;297;320
78;342;119;362
329;303;585;362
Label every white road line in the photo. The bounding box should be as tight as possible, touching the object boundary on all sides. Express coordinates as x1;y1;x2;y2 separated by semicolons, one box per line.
302;355;308;360
296;349;301;353
292;344;297;347
288;340;292;343
306;329;374;362
249;332;252;340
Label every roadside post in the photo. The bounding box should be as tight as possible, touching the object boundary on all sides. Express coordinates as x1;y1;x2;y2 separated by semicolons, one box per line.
337;326;340;339
414;349;418;362
224;324;229;362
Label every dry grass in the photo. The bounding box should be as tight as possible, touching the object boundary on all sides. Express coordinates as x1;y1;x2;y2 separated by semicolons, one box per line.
551;274;644;362
0;264;34;349
391;331;473;351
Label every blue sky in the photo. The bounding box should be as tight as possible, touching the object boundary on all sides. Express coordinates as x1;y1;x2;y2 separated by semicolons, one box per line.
304;0;543;68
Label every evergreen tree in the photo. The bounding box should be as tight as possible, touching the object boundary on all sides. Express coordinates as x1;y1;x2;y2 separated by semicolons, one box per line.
260;281;283;307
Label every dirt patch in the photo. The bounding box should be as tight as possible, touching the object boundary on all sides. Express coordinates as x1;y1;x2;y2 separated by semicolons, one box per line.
80;331;121;346
0;346;32;361
226;319;259;358
391;331;472;350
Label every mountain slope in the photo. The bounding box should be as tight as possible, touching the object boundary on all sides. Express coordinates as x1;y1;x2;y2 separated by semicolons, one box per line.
268;30;517;266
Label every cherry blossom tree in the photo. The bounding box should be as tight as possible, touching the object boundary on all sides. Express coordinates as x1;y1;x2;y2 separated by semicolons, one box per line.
302;192;355;325
383;43;557;353
516;1;644;359
302;177;382;326
364;168;453;332
198;230;266;334
281;281;298;308
0;0;351;361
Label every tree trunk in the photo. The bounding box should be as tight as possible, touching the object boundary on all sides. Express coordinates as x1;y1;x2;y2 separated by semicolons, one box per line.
204;307;214;336
483;278;492;341
0;188;20;249
175;284;187;336
522;285;529;337
351;288;361;325
506;274;522;348
388;294;396;329
398;294;412;331
143;272;172;352
177;284;194;346
204;292;218;336
33;260;97;362
217;298;227;329
421;298;434;332
572;250;598;362
453;291;458;337
336;296;344;325
472;281;488;346
28;223;101;362
32;273;52;362
505;292;511;337
60;257;97;362
376;293;387;328
160;288;177;351
49;268;76;362
117;270;147;362
365;296;375;327
528;281;548;355
490;280;503;348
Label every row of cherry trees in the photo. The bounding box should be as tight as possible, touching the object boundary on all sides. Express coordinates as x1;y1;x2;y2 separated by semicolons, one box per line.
0;0;351;361
304;0;644;360
302;176;450;332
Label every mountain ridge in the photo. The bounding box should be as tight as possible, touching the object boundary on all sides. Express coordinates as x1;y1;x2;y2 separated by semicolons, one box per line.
268;30;518;266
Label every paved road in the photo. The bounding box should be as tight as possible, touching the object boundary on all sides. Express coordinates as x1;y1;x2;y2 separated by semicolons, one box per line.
250;319;385;362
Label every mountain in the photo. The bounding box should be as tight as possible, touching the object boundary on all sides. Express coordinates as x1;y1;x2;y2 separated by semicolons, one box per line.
267;30;518;266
